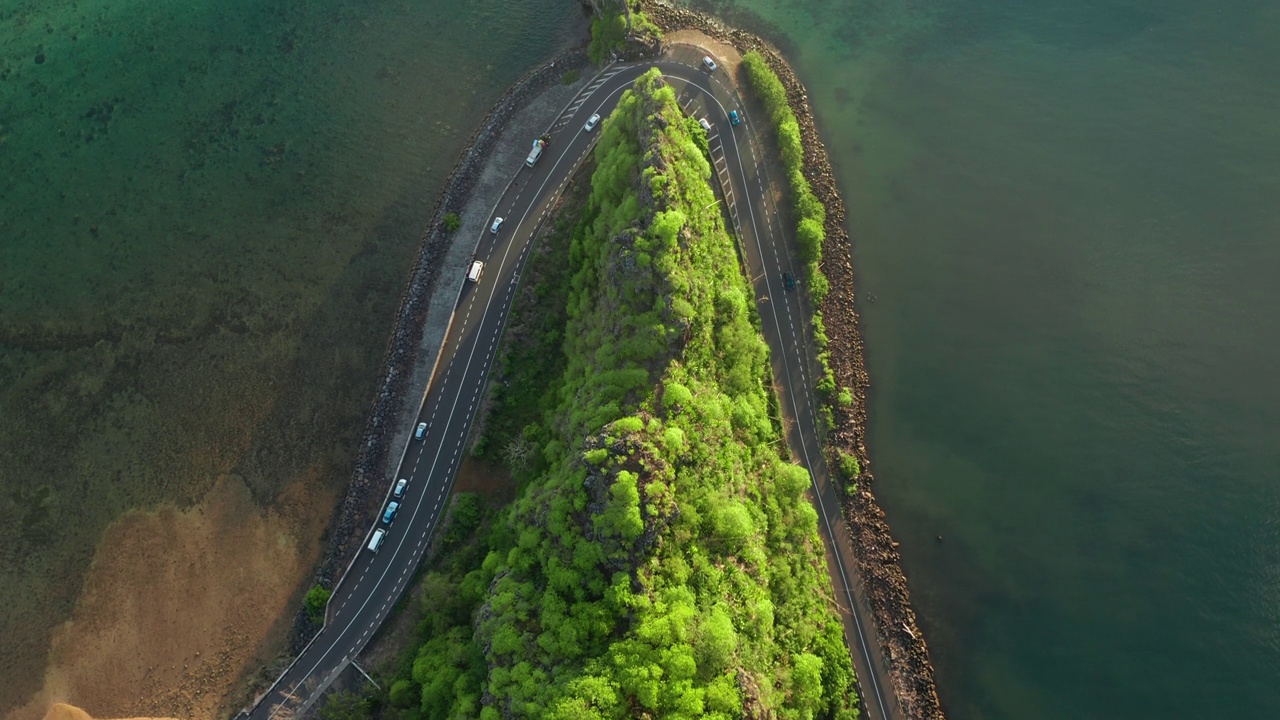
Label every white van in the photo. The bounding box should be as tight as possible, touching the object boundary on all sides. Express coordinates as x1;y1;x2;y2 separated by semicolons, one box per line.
525;138;545;167
468;260;484;282
367;528;386;553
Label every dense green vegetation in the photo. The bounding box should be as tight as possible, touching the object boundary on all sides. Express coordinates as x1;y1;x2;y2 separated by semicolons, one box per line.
305;584;333;624
587;1;662;64
739;52;827;305
375;70;858;720
740;51;840;422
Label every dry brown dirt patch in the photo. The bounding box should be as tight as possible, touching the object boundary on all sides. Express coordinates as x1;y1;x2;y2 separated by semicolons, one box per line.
9;475;334;720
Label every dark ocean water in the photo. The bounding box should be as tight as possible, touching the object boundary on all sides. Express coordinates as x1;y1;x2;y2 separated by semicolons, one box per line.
691;0;1280;717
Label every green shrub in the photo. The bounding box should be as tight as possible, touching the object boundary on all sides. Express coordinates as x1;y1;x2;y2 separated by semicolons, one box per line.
816;372;837;399
304;584;332;624
837;386;853;407
442;211;462;232
612;416;644;433
445;493;483;545
561;68;581;85
388;678;416;708
837;450;862;479
317;691;371;720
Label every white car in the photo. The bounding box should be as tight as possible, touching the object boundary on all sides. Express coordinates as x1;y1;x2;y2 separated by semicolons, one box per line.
393;478;408;498
490;216;504;234
468;260;485;282
584;113;601;132
699;117;712;132
702;55;717;72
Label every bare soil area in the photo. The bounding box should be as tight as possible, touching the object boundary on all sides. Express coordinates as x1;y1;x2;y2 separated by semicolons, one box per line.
450;457;516;506
7;476;334;720
40;704;174;720
663;29;744;73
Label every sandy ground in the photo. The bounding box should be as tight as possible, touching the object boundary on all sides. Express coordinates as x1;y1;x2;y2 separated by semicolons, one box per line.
8;476;335;720
40;704;175;720
664;29;745;75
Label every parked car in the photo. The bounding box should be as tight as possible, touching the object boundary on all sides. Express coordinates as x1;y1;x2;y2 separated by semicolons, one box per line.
490;216;504;234
382;501;399;525
699;117;712;132
584;113;601;132
782;272;796;291
394;478;408;498
702;55;718;72
415;422;428;439
729;110;741;126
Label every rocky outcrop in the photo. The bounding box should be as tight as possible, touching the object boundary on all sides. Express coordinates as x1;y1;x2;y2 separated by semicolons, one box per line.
643;3;945;718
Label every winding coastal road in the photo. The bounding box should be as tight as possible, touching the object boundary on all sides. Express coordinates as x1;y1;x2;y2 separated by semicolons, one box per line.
245;44;899;720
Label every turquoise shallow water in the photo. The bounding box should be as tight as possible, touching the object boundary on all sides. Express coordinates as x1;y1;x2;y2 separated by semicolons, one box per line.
692;0;1280;717
0;0;580;710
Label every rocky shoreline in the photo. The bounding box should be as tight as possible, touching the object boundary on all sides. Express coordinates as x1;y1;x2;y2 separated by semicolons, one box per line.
643;2;945;718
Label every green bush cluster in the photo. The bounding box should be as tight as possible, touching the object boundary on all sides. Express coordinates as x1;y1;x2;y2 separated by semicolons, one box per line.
318;691;372;720
587;3;662;65
740;52;828;304
381;69;858;720
304;584;332;624
836;451;861;480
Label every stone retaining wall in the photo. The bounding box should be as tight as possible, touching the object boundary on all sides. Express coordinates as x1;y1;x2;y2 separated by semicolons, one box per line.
643;3;945;718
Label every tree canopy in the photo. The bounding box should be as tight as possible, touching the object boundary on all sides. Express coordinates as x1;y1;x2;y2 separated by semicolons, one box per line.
382;69;859;720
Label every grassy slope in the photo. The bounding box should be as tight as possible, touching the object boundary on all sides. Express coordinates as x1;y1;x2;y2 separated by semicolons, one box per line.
381;69;859;720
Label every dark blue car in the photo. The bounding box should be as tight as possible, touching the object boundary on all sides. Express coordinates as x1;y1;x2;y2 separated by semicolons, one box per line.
729;110;741;126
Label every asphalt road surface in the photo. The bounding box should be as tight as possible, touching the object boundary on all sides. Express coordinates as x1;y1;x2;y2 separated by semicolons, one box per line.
246;46;900;720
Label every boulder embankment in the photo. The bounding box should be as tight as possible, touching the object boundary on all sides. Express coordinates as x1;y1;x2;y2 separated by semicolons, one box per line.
644;2;945;718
